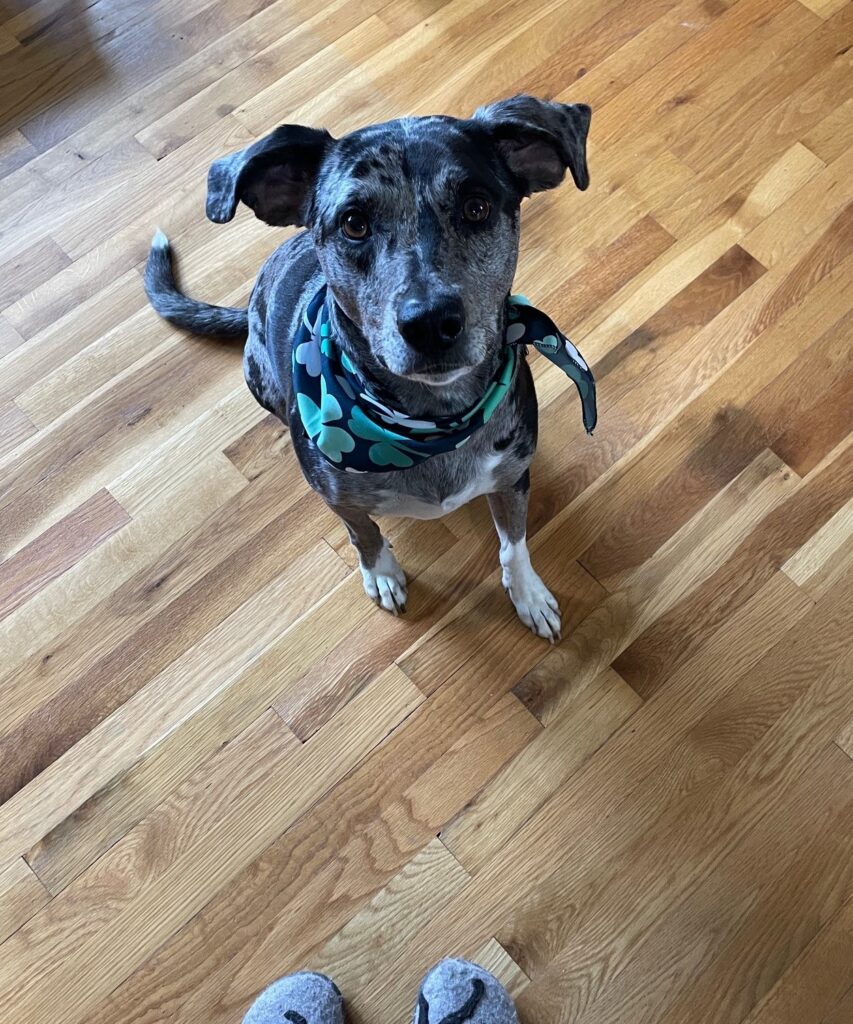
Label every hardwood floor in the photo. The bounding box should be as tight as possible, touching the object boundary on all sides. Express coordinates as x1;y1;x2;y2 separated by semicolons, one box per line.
1;0;852;1021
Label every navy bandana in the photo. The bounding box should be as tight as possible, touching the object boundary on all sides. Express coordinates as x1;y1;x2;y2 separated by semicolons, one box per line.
292;287;596;473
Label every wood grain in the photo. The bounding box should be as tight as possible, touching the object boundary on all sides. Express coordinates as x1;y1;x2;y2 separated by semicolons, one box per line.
0;859;49;945
0;489;130;614
1;2;851;1023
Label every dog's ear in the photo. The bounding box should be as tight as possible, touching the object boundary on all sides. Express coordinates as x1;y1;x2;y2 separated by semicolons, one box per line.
206;124;334;226
473;95;591;194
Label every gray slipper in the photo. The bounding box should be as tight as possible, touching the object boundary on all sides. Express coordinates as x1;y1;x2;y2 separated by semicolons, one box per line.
414;958;519;1023
243;971;345;1024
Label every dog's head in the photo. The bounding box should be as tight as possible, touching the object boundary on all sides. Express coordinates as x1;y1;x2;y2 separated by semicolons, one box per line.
207;96;590;385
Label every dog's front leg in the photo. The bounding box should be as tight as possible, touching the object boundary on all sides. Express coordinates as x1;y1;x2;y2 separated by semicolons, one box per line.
333;506;408;614
488;471;561;642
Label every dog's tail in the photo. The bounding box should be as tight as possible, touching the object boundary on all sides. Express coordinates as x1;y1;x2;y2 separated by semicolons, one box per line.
144;230;249;337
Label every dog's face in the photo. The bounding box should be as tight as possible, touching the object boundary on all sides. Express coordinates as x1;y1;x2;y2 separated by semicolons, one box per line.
309;117;525;384
207;97;590;385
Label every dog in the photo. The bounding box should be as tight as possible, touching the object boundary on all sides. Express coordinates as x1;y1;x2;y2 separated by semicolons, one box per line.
145;95;592;642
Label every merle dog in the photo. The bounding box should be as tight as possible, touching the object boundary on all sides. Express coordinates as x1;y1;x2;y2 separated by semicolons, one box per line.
145;95;591;641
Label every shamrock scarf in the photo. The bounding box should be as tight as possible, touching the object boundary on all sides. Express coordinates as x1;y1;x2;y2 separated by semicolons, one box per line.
292;287;596;473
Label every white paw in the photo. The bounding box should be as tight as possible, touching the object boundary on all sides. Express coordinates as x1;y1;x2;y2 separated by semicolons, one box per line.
361;541;408;614
507;571;562;642
500;537;561;642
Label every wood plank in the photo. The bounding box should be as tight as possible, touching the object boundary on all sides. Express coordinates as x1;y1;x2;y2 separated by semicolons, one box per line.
81;641;573;1024
503;0;685;104
441;668;642;872
134;0;395;161
0;536;349;812
358;569;853;1019
802;96;853;163
649;3;824;150
1;0;366;189
515;237;850;624
0;669;422;1024
237;0;603;135
0;450;247;688
552;0;728;112
613;441;852;699
511;575;853;990
221;413;290;481
0;313;25;357
0;858;49;945
0;489;130;614
648;758;853;1024
516;743;853;1023
771;366;852;477
671;7;853;174
782;496;853;600
306;838;470;995
540;215;676;328
799;0;849;18
838;714;853;761
740;897;853;1024
108;385;266;514
0;127;35;178
275;524;485;741
402;693;542;828
741;149;853;268
589;0;793;150
397;534;607;699
539;178;819;410
0;308;251;555
470;938;530;999
516;449;797;726
580;305;851;595
8;0;279;151
536;220;852;533
0;462;314;754
651;95;848;239
0;268;147;374
0;399;35;458
0;535;353;864
44;116;252;263
823;984;853;1024
0;236;70;309
593;244;766;384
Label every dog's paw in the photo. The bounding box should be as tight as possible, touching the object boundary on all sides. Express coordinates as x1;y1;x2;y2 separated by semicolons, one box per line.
361;541;408;615
505;568;561;643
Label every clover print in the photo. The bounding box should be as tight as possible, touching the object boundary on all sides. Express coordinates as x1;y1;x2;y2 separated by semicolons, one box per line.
294;336;322;377
296;381;354;464
367;442;415;468
563;336;589;371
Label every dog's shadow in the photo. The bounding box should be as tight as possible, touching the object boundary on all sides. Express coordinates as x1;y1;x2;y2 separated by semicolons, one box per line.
0;0;110;141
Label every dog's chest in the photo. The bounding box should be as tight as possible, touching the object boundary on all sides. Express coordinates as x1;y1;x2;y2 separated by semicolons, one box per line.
370;452;504;519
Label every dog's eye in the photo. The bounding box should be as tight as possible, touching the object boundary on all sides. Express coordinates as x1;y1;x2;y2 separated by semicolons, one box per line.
341;210;370;240
462;196;491;223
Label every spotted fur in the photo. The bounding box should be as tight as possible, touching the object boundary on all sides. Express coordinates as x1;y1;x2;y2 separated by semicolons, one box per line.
144;96;591;637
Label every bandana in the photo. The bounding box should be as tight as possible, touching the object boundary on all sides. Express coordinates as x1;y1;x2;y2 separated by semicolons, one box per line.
292;287;596;473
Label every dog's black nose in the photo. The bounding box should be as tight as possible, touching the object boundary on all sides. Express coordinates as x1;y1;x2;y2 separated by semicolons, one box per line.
397;294;466;352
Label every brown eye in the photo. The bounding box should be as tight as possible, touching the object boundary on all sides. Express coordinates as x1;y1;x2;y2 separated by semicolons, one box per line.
341;210;370;240
462;196;491;223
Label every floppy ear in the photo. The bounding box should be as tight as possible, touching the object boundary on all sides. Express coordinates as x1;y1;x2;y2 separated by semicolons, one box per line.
473;94;591;195
206;124;334;226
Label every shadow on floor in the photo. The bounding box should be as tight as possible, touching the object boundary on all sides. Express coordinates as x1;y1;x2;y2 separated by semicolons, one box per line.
0;0;109;145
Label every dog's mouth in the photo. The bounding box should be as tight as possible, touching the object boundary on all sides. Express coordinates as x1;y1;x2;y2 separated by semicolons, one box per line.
403;365;475;385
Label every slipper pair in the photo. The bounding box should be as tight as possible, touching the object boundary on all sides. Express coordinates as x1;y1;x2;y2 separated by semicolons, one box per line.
243;958;519;1023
